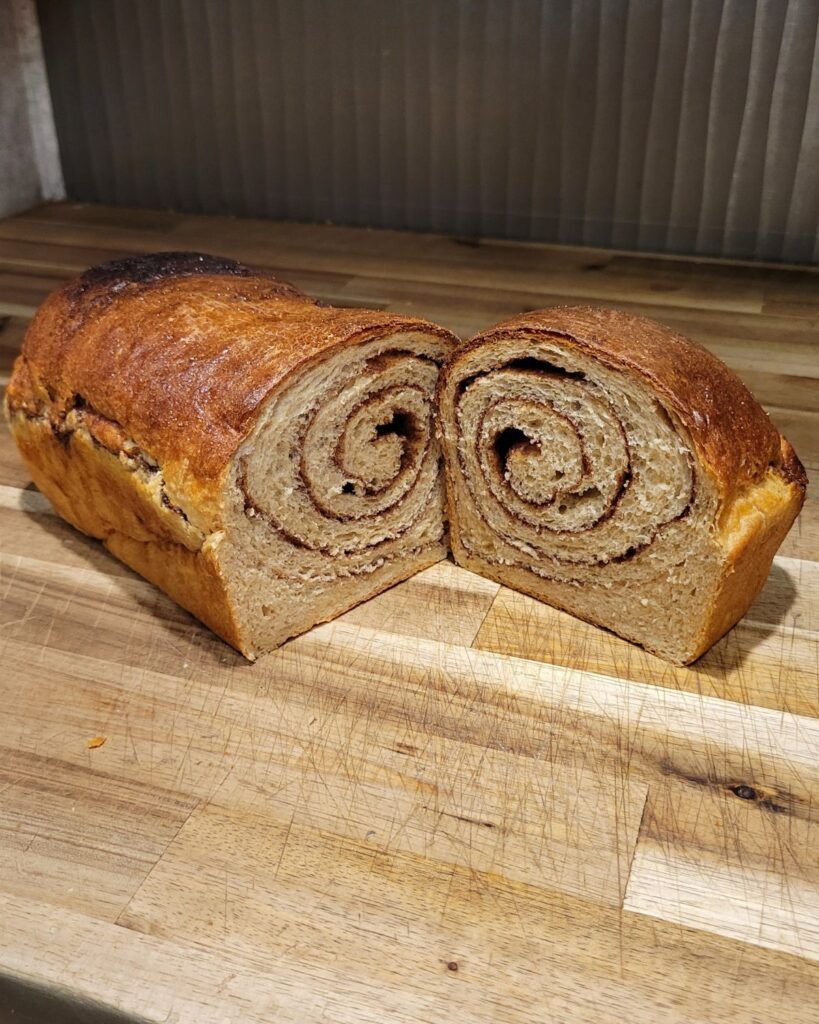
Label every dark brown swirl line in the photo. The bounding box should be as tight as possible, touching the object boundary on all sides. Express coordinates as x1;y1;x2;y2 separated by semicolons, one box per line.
454;362;696;567
237;352;439;553
473;393;632;532
237;451;439;557
455;376;633;533
307;384;430;517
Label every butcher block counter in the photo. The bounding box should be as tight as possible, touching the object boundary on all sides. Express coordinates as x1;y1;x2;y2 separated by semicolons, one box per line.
0;203;817;1024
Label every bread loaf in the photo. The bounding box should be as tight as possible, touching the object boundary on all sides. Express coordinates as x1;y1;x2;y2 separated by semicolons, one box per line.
437;306;806;664
6;253;456;658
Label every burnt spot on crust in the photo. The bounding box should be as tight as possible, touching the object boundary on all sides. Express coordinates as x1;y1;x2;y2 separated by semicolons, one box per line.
66;252;254;300
62;251;307;315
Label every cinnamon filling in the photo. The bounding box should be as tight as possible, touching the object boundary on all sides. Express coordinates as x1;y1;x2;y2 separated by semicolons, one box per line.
455;361;695;570
12;393;192;527
237;350;442;556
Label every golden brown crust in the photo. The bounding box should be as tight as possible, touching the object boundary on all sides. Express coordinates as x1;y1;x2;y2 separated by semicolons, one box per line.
692;494;803;661
447;305;799;506
7;410;248;653
8;252;454;531
105;532;248;655
691;436;806;661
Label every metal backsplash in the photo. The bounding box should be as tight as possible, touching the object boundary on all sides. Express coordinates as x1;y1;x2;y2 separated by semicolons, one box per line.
38;0;818;262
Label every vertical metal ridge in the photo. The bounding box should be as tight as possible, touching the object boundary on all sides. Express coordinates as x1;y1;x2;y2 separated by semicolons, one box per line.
611;0;664;250
57;0;100;203
528;1;569;243
582;0;627;248
638;0;693;253
504;1;539;239
560;0;600;245
778;4;814;262
663;0;695;253
477;0;507;238
666;0;724;254
723;0;787;258
399;0;420;230
173;0;202;213
223;0;254;218
697;0;758;255
86;0;118;206
154;0;184;211
137;0;176;210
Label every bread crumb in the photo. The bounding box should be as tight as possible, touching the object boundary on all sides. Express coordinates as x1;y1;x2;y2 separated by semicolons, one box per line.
86;736;107;749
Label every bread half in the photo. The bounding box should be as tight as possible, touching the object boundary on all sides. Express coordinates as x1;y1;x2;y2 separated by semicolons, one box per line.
437;306;806;664
6;253;456;658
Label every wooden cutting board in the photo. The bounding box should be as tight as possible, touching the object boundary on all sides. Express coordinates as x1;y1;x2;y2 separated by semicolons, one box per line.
1;204;817;1024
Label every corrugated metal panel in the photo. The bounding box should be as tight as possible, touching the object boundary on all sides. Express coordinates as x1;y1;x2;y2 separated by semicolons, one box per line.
38;0;819;262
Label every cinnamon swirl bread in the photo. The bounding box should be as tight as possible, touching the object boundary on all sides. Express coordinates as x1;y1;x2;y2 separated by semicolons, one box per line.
438;306;806;664
6;253;456;658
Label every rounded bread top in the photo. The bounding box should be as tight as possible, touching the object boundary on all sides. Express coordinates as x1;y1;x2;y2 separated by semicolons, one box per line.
9;252;455;486
443;305;806;504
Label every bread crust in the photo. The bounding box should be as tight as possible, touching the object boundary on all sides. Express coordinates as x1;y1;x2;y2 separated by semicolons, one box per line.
438;305;807;663
8;253;453;527
7;410;247;650
6;253;456;656
692;436;805;660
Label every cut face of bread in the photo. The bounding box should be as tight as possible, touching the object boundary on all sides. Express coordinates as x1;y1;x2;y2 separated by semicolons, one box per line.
220;331;451;654
5;253;456;659
437;306;806;664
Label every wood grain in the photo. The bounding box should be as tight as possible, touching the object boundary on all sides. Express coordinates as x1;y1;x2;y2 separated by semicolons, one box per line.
0;748;198;921
474;574;819;718
0;202;817;1023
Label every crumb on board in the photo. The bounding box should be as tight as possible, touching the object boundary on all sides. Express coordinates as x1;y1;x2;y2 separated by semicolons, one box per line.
86;736;107;749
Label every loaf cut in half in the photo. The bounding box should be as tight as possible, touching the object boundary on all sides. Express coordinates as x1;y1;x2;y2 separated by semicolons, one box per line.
437;306;806;664
6;253;456;658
